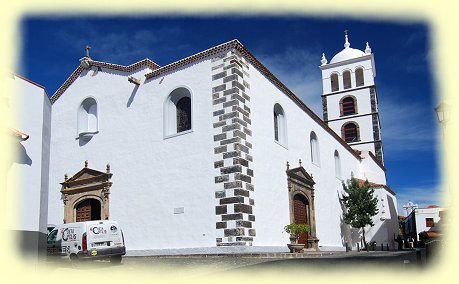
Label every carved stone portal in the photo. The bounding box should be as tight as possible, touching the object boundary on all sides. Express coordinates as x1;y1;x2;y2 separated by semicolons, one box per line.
60;162;112;223
287;165;319;251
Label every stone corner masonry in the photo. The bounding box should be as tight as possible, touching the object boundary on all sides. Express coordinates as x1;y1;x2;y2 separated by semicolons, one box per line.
212;50;255;246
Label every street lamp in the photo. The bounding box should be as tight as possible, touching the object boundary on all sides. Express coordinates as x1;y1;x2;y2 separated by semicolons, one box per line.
435;101;450;139
435;101;450;125
435;101;451;209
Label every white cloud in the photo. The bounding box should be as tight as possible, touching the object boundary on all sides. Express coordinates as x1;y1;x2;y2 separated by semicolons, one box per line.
378;89;438;155
257;46;324;116
396;183;445;216
54;23;183;65
398;52;431;74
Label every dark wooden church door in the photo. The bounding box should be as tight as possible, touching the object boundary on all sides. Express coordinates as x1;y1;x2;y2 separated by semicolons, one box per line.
293;195;309;244
75;199;101;222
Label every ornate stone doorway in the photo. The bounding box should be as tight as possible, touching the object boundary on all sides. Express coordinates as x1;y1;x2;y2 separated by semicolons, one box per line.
287;162;319;250
60;161;112;223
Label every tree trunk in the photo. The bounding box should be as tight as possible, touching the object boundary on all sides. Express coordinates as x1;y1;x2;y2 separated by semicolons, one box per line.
362;228;367;251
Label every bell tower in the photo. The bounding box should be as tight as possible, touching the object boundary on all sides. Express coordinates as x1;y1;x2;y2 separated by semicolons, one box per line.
320;32;384;164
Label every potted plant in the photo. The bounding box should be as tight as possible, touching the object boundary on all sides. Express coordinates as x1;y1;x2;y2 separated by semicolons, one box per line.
284;223;310;253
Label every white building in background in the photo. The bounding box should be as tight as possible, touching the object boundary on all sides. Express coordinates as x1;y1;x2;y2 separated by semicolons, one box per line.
403;205;445;242
45;35;398;254
4;74;51;260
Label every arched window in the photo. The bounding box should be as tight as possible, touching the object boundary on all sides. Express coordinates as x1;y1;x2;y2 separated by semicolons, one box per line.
343;70;352;90
340;96;357;116
334;150;342;180
342;122;360;143
330;73;339;92
78;97;98;140
355;68;364;87
176;97;191;133
310;131;320;166
273;103;287;146
165;87;192;137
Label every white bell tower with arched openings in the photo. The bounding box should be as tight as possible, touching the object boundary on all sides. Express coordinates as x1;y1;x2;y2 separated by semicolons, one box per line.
320;32;384;164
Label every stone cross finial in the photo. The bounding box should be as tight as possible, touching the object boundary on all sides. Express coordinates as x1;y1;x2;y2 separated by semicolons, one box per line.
321;53;328;65
85;45;91;58
64;173;68;181
344;29;350;49
85;160;88;168
365;42;372;54
299;159;302;167
286;161;290;170
402;201;418;217
106;164;110;173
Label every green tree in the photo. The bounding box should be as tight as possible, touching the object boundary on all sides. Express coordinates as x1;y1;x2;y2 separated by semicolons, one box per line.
341;177;378;250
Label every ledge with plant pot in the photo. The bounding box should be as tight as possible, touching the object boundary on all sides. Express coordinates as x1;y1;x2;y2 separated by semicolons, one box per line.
284;223;311;253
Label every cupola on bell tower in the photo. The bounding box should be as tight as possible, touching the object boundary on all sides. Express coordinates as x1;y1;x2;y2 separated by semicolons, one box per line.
320;31;384;164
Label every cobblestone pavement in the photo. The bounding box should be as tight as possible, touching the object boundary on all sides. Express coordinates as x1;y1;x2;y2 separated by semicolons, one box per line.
44;250;423;277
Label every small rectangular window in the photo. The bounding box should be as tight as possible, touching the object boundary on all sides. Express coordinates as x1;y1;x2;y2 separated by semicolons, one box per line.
425;218;434;227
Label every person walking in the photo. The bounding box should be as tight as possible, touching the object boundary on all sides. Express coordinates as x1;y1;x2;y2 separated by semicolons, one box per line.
408;236;414;249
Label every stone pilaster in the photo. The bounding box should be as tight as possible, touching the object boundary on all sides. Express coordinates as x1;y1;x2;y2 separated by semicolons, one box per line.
211;50;255;246
370;87;384;164
322;96;328;122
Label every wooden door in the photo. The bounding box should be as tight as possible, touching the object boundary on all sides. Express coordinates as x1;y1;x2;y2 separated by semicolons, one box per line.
76;199;92;222
76;199;101;222
293;195;309;244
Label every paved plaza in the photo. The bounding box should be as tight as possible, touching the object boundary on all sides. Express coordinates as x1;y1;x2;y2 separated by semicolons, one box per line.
43;249;428;277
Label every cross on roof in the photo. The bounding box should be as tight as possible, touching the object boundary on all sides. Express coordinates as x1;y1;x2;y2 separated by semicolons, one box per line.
85;45;91;58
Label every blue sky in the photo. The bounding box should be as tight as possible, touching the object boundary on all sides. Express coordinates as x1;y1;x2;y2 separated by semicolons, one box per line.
20;16;441;214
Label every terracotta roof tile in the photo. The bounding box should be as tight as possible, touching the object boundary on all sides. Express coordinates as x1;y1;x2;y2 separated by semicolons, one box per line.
427;205;440;208
355;178;396;196
14;73;46;90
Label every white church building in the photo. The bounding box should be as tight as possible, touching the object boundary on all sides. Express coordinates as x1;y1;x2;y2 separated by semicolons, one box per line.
44;34;399;253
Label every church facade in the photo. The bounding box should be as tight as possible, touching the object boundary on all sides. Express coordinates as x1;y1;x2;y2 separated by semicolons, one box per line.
46;36;399;253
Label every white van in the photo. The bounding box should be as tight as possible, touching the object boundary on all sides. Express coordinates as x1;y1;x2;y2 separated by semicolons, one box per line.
47;220;126;263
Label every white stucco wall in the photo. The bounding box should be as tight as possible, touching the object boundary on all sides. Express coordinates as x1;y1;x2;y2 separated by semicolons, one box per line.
8;75;51;236
49;61;219;251
364;187;399;250
359;151;387;184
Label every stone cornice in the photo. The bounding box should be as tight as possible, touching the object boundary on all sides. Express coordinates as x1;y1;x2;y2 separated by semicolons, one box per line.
287;167;315;187
61;181;113;194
